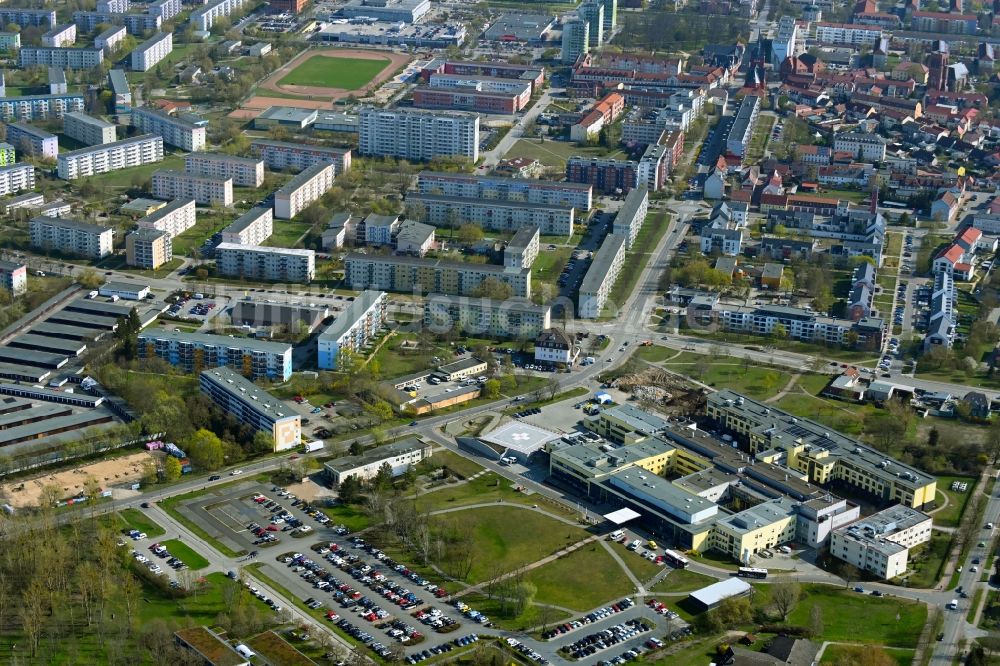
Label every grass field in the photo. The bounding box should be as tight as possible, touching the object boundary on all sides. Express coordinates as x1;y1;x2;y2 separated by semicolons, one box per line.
649;568;717;594
76;153;184;189
320;503;372;532
525;542;636;611
648;349;792;400
418;449;484;479
161;538;210;570
506;138;628;169
416;472;561;514
269;221;312;247
786;585;927;648
277;55;390;90
933;475;976;528
819;644;915;665
460;593;571;632
171;214;233;255
432;506;589;583
613;544;663;582
118;508;166;537
900;530;950;589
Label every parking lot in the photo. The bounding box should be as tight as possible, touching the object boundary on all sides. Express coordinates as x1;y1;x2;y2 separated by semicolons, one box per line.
169;477;689;663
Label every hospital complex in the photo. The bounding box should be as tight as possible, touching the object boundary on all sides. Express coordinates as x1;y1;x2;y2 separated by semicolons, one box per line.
545;390;937;577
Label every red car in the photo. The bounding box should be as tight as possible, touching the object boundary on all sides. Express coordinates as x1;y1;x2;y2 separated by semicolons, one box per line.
266;525;280;531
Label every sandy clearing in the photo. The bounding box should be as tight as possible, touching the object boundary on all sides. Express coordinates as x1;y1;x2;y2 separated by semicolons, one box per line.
0;451;156;508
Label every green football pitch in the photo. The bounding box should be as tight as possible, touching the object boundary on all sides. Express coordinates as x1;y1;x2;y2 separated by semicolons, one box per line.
277;55;391;90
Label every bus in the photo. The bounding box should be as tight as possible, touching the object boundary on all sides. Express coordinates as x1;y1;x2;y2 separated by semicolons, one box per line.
663;550;690;569
737;567;769;579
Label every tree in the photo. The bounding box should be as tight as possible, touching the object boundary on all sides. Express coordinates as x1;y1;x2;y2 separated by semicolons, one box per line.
186;428;225;470
482;378;500;399
714;596;752;628
473;277;513;300
76;268;103;288
457;223;484;244
338;475;362;503
349;441;365;456
771;323;788;340
770;581;800;621
163;456;182;482
249;431;274;455
372;462;393;492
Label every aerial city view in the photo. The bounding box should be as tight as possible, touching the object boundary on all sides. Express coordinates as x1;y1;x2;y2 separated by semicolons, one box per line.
1;0;1000;663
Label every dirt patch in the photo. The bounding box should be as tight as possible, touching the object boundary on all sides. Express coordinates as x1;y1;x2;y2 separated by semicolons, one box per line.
256;47;411;101
0;451;155;508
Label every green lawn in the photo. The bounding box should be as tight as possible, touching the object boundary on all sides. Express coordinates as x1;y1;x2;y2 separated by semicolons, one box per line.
933;475;976;528
460;593;571;633
898;530;950;589
610;543;663;582
819;644;915;666
525;542;637;611
278;54;390;90
634;345;679;363
418;449;485;479
416;472;549;513
320;503;372;532
171;214;233;256
160;538;210;570
506;138;627;169
431;506;589;584
269;221;312;247
648;568;717;594
531;245;573;290
118;508;166;537
658;351;792;400
818;188;870;204
774;393;868;437
786;585;927;648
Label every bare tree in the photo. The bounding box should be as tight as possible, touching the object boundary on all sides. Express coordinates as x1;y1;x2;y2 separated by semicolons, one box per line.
771;581;801;621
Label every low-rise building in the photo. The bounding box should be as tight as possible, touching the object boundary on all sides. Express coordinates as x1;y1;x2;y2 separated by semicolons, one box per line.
249;139;352;175
220;207;273;246
534;328;578;365
62;112;117;146
130;31;172;72
140;329;293;380
199;366;300;451
125;226;171;269
184;152;263;187
0;260;27;296
152;170;232;207
131;106;206;151
830;505;932;579
323;438;432;485
438;357;488;381
215;244;315;283
316;290;387;369
136;198;196;239
0;163;35;197
423;294;551;339
98;280;150;300
394;220;435;256
29;216;113;259
57;134;163;180
274;162;335;219
6;123;58;159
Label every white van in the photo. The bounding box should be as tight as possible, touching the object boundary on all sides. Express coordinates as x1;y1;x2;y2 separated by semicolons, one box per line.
235;644;256;659
946;600;958;610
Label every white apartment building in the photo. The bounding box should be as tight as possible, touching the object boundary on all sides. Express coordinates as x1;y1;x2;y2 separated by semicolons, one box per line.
504;225;539;269
612;186;648;250
249;140;352;175
579;233;626;318
152;170;232;206
274;162;335;219
41;24;77;48
0;8;55;28
423;294;551;339
57;134;163;180
0;94;84;122
131;106;206;151
560;16;589;64
94;25;128;55
220;207;273;245
147;0;182;20
0;163;35;197
830;505;932;579
136;198;196;238
407;194;576;238
771;15;798;65
96;0;130;12
0;260;27;296
191;0;252;31
63;111;117;146
323;439;431;486
125;226;171;269
215;243;316;282
833;131;887;162
29;216;113;259
19;47;102;69
130;31;172;72
359;107;480;162
199;367;300;450
184;152;263;187
815;22;883;45
142;331;293;381
317;290;388;369
415;172;593;211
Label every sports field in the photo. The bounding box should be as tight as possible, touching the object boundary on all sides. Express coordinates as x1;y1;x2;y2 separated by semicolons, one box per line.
277;55;390;90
